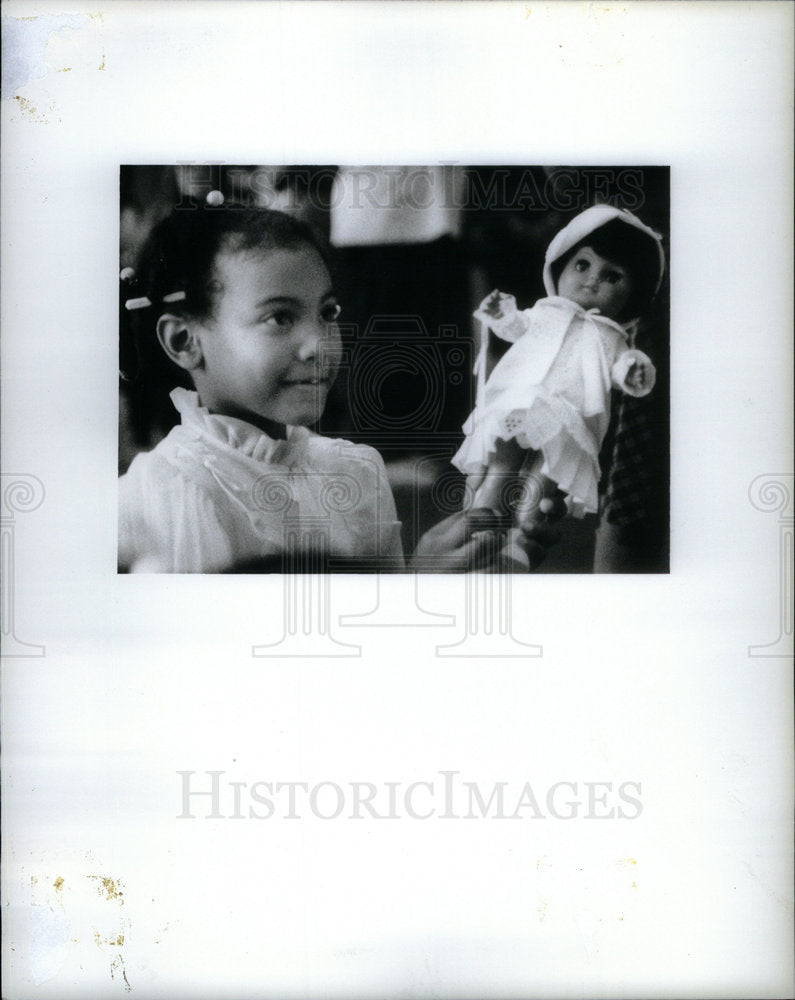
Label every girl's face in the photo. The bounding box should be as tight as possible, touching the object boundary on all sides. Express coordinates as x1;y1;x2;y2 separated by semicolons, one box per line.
191;244;340;429
556;245;633;319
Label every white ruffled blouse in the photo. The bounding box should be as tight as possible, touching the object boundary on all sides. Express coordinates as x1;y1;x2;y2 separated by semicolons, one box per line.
119;389;403;572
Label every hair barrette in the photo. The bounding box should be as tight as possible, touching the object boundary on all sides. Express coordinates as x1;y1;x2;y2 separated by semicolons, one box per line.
124;296;152;311
121;266;187;310
124;290;186;311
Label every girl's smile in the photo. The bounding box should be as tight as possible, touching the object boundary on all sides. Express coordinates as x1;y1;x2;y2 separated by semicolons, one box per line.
190;244;340;431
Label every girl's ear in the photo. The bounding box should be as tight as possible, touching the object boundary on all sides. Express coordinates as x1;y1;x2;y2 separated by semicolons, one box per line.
156;314;204;371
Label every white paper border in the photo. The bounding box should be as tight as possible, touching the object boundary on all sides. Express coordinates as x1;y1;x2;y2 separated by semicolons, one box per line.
2;2;793;997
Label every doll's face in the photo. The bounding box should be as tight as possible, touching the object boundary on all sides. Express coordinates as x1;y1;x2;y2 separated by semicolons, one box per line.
556;246;633;319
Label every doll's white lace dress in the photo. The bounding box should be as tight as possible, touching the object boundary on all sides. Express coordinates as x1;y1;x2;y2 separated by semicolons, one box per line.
452;296;655;517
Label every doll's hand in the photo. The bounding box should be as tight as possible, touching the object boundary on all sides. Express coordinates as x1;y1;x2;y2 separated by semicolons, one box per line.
613;349;656;397
626;360;649;391
476;290;517;321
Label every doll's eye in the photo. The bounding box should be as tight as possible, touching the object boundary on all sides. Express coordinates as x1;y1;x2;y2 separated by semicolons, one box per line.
605;271;624;285
574;259;589;272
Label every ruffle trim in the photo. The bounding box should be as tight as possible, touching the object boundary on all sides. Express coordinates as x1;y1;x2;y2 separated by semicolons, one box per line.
454;389;602;515
170;388;305;464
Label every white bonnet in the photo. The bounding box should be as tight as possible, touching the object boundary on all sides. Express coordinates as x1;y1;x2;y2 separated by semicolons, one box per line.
542;204;665;302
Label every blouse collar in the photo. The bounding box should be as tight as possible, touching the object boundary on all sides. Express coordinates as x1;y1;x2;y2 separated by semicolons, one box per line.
170;388;307;463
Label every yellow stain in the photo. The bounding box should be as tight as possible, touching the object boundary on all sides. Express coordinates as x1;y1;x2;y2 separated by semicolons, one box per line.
88;875;125;903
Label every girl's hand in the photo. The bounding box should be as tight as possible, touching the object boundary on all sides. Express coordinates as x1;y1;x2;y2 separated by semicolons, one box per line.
409;506;563;573
409;511;494;571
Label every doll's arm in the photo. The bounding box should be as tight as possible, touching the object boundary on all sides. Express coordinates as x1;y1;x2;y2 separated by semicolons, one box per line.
473;289;528;342
612;349;657;397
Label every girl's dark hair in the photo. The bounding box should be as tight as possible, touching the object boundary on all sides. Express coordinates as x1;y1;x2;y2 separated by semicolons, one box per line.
119;206;325;448
550;217;661;320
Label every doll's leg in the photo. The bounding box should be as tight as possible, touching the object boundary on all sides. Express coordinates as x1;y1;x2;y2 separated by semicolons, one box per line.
463;467;487;508
468;436;529;515
513;450;559;529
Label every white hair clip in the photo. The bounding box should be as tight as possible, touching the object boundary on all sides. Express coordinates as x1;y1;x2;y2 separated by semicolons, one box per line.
124;290;185;310
122;266;186;310
124;296;153;311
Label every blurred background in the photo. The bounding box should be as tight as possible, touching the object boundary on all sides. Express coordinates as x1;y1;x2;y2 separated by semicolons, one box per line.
119;165;669;571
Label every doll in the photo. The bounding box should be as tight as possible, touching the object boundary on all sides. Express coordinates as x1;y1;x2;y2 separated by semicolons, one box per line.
453;204;665;528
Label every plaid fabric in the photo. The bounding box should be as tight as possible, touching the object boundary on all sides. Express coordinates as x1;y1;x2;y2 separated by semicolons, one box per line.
603;391;656;527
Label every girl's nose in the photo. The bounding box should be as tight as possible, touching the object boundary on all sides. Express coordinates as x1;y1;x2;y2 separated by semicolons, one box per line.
296;320;325;361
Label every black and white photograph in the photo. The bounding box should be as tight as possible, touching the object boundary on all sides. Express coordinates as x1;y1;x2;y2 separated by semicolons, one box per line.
2;2;793;998
119;164;669;574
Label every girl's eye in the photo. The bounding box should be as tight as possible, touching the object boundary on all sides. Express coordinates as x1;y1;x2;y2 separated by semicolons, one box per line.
262;311;296;331
574;259;589;272
605;272;623;285
321;302;341;323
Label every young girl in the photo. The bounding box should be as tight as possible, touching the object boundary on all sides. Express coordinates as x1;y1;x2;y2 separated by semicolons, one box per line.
119;203;409;572
452;204;665;526
119;199;558;573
